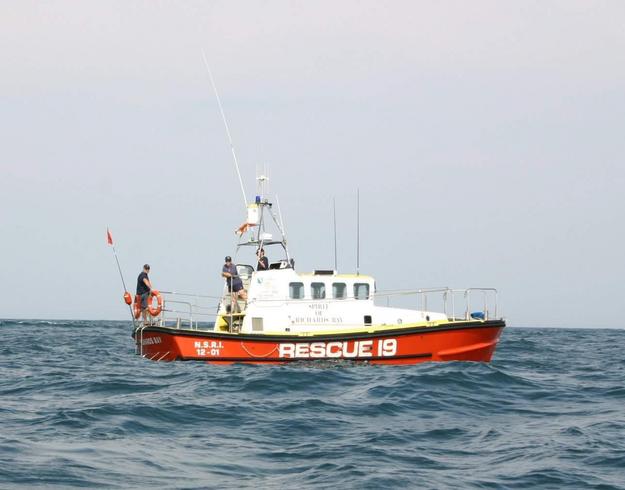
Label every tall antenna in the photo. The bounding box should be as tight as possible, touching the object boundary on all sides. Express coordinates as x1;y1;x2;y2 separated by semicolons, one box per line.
356;188;360;276
275;195;290;262
333;197;338;271
201;50;248;210
276;195;287;239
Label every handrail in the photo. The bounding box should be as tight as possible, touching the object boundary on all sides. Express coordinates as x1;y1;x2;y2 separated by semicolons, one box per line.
464;288;498;320
159;290;222;300
377;287;498;321
158;293;219;330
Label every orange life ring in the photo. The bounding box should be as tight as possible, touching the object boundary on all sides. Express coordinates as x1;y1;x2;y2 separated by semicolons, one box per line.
147;290;163;317
133;294;142;319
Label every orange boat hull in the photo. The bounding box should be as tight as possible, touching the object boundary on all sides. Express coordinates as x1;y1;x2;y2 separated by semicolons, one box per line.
133;320;505;365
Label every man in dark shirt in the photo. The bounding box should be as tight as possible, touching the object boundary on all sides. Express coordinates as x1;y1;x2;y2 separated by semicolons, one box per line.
222;256;247;304
256;248;269;272
136;264;152;322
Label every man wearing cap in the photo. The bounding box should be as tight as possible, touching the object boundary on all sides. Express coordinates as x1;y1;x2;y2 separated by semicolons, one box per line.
222;256;247;304
136;264;152;322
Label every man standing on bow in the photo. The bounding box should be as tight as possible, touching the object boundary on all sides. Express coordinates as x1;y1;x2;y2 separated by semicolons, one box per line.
136;264;152;322
222;256;247;305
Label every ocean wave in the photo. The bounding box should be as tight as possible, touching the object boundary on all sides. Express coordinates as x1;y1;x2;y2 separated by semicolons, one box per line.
1;322;625;489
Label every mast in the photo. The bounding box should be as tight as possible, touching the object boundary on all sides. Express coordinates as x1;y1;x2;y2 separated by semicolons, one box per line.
255;173;269;245
233;172;291;264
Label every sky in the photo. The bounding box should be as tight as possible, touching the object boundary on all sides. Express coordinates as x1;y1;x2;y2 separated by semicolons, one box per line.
1;1;624;327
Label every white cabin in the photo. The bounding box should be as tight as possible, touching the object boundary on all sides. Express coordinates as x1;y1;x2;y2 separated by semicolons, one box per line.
217;267;448;334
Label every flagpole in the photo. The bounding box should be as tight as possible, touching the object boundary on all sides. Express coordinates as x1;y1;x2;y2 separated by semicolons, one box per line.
107;228;136;326
112;245;128;293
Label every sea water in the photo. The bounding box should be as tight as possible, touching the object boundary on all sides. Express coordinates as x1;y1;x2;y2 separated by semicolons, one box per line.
1;320;624;489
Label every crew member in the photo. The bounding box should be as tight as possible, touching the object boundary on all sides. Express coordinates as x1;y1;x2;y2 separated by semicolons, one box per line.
256;248;269;271
136;264;152;322
222;256;247;303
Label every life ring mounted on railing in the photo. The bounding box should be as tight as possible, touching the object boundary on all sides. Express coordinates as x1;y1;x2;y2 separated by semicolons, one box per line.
130;290;163;319
148;290;163;317
133;294;142;319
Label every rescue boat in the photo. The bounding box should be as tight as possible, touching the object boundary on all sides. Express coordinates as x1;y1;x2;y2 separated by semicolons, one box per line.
132;177;505;364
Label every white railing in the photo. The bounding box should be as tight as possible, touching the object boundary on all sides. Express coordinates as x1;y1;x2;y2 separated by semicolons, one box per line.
375;287;498;321
154;291;220;330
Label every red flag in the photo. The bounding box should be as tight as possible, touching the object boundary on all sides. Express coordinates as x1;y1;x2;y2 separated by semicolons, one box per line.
107;228;113;246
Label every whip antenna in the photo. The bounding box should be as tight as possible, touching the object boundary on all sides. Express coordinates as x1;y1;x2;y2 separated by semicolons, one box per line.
356;188;360;276
201;50;248;209
276;195;289;250
276;195;287;237
333;197;338;271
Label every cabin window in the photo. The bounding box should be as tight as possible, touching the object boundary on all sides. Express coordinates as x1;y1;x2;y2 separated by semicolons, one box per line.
311;282;326;299
289;282;304;299
354;283;370;300
332;282;346;299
